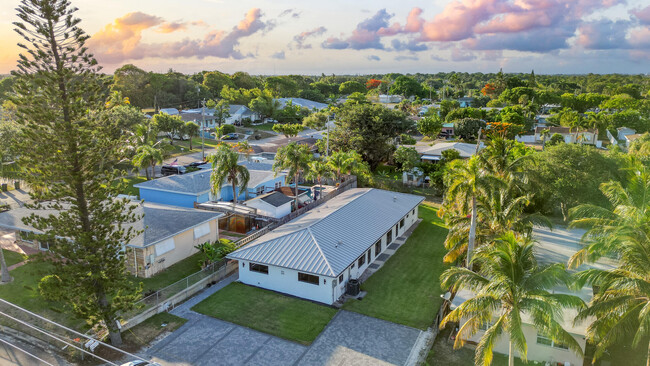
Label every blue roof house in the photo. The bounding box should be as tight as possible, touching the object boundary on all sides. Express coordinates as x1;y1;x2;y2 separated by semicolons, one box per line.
134;169;286;207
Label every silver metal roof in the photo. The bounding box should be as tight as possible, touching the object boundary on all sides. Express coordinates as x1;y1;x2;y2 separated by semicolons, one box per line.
228;188;424;277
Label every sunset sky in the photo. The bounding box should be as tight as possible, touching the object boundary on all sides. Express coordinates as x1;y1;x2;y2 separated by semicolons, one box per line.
1;0;649;75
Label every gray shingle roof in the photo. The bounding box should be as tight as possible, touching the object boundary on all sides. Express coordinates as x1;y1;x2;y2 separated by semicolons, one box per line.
228;188;424;277
0;202;222;247
135;170;212;195
134;169;281;195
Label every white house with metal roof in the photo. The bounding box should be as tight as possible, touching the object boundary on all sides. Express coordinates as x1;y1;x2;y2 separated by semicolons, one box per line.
227;188;424;304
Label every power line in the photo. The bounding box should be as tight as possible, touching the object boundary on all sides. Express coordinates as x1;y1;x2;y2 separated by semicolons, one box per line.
0;298;146;362
0;309;119;366
0;337;55;366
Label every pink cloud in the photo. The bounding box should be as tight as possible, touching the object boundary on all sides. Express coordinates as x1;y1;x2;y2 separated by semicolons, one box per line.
629;26;650;48
88;9;268;64
420;0;509;42
631;5;650;25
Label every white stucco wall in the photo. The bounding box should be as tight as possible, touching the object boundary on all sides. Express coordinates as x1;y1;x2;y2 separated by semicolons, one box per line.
238;262;335;304
462;323;585;366
244;199;292;219
237;204;421;304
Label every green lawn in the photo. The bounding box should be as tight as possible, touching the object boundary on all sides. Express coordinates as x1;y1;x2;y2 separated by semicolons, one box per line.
343;203;449;330
0;260;86;329
119;176;148;197
134;252;203;293
3;250;28;267
192;282;338;345
246;122;276;131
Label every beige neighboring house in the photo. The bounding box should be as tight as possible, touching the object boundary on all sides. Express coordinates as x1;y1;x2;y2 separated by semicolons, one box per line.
534;126;599;146
450;226;616;366
624;133;643;148
0;201;223;278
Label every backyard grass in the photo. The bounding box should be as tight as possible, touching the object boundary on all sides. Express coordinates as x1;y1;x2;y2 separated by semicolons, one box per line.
134;252;203;293
0;260;86;329
342;203;449;330
3;250;28;267
119;176;148;197
192;282;338;345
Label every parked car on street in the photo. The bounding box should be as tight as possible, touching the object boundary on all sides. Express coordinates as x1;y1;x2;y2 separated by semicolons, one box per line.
220;133;239;140
161;165;186;176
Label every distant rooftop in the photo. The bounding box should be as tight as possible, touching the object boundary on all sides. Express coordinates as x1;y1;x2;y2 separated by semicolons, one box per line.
275;98;328;111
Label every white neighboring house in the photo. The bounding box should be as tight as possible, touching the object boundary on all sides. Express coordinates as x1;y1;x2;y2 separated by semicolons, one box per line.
275;98;328;111
159;108;180;115
225;105;260;125
244;191;293;219
414;141;483;162
378;95;404;103
451;226;616;366
534;126;599;146
227;188;424;304
617;127;636;140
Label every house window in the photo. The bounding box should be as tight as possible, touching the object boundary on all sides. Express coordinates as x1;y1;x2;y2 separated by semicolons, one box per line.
536;333;568;350
375;240;381;256
367;249;371;263
412;209;415;215
249;263;269;274
19;231;35;243
358;255;365;267
400;218;405;229
339;274;343;283
275;181;282;189
256;186;264;195
386;230;392;244
298;272;319;285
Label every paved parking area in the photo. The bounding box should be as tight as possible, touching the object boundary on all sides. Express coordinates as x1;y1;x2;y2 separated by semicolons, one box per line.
146;309;423;366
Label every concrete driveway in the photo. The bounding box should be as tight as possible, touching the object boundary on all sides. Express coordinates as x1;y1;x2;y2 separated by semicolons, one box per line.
147;310;424;366
145;275;426;366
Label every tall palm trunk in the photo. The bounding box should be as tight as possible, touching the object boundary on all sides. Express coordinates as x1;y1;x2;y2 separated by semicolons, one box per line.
232;181;238;205
0;248;11;284
151;161;156;179
509;340;514;366
646;340;650;366
294;173;299;209
467;195;477;268
318;177;322;200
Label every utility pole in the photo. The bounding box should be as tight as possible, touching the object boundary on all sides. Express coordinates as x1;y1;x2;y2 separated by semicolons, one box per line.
201;99;206;161
466;127;482;268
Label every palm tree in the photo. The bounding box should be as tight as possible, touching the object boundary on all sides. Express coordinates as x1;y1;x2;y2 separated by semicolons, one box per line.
440;232;585;366
477;137;531;189
184;121;200;150
209;144;250;204
273;142;312;209
442;184;549;263
306;160;333;200
327;151;350;183
440;157;500;266
568;163;650;365
132;143;163;180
